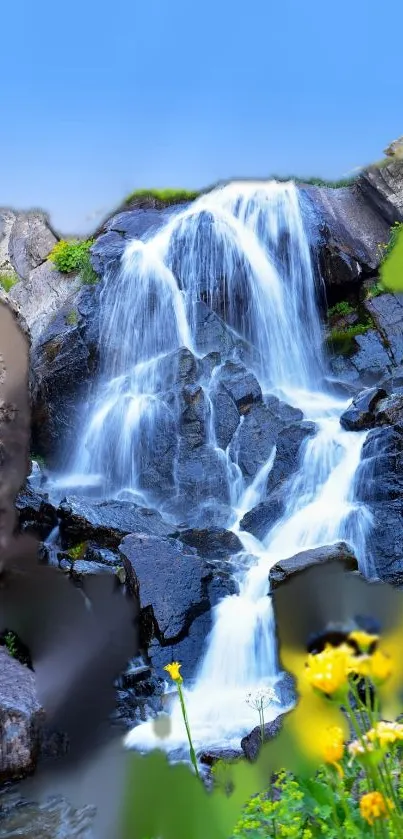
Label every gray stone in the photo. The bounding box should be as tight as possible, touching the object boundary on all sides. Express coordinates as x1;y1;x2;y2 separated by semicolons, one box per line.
235;400;303;481
364;293;403;368
340;386;387;430
0;647;43;781
58;497;174;548
240;489;285;540
217;360;262;412
358;159;403;224
269;542;358;590
266;421;317;493
8;212;57;281
241;714;286;761
375;393;403;429
211;387;240;449
9;262;80;344
176;528;243;559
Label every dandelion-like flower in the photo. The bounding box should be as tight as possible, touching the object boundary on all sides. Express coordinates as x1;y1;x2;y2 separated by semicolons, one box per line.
366;720;403;747
319;725;344;776
304;644;352;697
360;791;392;825
245;686;280;710
164;661;183;683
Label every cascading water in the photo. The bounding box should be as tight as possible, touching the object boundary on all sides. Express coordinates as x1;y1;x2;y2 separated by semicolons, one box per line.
62;180;372;752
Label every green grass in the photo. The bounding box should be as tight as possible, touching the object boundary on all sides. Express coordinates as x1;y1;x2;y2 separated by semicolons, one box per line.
48;239;98;285
65;309;78;326
327;323;372;355
0;271;19;292
124;188;201;205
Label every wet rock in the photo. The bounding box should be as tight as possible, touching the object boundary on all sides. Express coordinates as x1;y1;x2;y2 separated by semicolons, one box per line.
269;542;358;590
157;347;201;389
330;329;393;387
0;792;96;839
174;442;231;514
235;400;303;481
192;301;238;357
364;293;403;367
0;648;43;782
375;393;403;429
15;485;58;539
340;386;387;430
30;285;101;463
179;384;210;448
8;212;57;281
210;387;240;449
83;544;121;566
266;421;317;493
241;714;286;762
216;361;262;413
120;533;235;679
199;748;242;767
58;497;174;548
176;528;243;559
240;489;285;540
69;559;118;579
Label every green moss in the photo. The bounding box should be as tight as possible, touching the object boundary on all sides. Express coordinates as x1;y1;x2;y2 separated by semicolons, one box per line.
327;323;372;355
365;281;385;300
65;309;78;326
67;542;87;561
269;175;358;188
0;271;19;292
124;188;200;205
328;300;355;318
48;239;99;285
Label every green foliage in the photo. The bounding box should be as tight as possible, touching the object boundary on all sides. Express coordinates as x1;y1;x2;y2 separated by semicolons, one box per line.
67;541;87;561
270;175;357;188
327;301;354;318
65;309;78;326
125;188;200;205
379;222;403;292
328;323;371;345
0;271;19;292
365;281;385;299
31;453;46;468
4;630;18;658
48;238;98;284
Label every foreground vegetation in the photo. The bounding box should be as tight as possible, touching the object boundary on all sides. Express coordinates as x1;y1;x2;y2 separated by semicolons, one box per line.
48;238;98;284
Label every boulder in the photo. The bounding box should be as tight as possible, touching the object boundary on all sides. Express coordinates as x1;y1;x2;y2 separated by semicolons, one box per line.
241;714;286;761
192;300;238;357
211;387;240;449
0;793;96;839
7;212;58;281
58;497;174;548
119;533;236;679
0;647;43;781
340;386;388;430
358;159;403;225
384;137;403;158
176;528;243;559
268;542;358;590
240;489;285;540
330;329;394;386
15;484;58;539
216;360;262;413
266;421;317;494
9;261;80;345
375;393;403;428
173;442;232;517
234;399;303;481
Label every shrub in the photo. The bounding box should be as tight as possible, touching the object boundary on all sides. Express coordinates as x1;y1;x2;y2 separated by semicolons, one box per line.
328;301;354;318
48;239;98;284
0;271;19;292
125;188;200;205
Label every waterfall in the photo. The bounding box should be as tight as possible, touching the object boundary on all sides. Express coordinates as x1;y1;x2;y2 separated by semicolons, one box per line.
61;180;371;751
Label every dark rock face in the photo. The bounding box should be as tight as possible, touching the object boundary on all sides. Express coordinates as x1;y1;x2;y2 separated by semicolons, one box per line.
241;714;286;761
340;387;388;430
58;497;174;548
15;485;58;540
234;399;304;481
269;542;358;590
30;285;101;463
120;533;236;679
266;421;316;494
375;394;403;428
216;361;262;413
240;489;285;540
176;528;243;559
355;425;403;583
0;793;96;838
364;293;403;368
0;648;43;781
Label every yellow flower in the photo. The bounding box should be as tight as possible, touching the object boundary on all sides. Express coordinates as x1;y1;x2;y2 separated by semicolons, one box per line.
348;630;379;652
367;720;403;747
360;791;392;825
369;649;393;685
164;661;183;682
304;645;351;697
320;726;344;775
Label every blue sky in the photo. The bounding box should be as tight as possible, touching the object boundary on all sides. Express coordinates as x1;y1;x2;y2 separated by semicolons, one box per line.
1;0;402;234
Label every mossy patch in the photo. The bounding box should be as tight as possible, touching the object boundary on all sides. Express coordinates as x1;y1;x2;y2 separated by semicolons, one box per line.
67;541;87;561
0;271;19;292
124;188;200;206
65;309;78;326
326;323;372;355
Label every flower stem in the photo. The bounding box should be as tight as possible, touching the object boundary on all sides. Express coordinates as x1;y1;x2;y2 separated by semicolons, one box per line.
177;682;200;779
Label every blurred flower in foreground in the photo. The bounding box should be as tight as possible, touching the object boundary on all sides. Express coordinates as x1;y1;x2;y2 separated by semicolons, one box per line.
360;791;392;825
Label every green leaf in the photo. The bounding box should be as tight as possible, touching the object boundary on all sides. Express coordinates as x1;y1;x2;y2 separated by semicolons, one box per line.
380;224;403;291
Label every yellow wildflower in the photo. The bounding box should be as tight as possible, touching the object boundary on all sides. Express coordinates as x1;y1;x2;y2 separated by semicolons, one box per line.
360;791;392;825
164;661;183;682
304;644;351;697
348;630;379;652
320;726;344;776
369;649;393;685
367;720;403;747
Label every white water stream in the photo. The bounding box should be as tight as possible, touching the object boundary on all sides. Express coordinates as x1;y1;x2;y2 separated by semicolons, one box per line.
62;182;372;752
